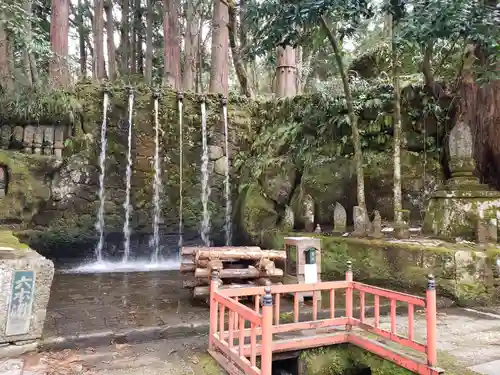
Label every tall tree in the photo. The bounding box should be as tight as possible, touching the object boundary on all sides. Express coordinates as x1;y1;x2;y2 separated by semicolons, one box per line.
119;0;130;74
388;6;403;229
93;0;105;79
49;0;70;87
228;3;253;97
134;0;144;75
144;0;154;84
209;0;229;95
183;0;197;91
163;0;181;88
77;0;88;76
0;19;13;92
104;0;117;80
247;0;373;217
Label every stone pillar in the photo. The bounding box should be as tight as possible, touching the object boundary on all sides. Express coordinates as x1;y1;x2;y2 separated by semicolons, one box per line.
53;125;65;159
43;125;55;156
33;126;43;155
12;126;24;148
275;45;297;98
0;125;10;149
0;233;55;345
23;125;35;154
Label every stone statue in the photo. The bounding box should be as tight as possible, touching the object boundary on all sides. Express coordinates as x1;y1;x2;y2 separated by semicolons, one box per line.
23;125;35;154
43;125;55;156
333;202;347;233
448;121;476;181
1;125;10;149
54;126;65;159
12;126;24;149
284;205;294;230
33;126;43;155
303;194;314;232
353;206;367;236
314;224;322;233
371;210;383;238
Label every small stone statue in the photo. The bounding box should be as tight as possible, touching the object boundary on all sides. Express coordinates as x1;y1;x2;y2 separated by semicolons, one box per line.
333;202;347;233
43;125;55;156
314;224;322;233
33;126;43;155
23;125;35;153
487;217;498;243
12;126;24;148
54;126;65;159
371;210;383;238
303;194;314;232
353;206;367;236
0;125;10;149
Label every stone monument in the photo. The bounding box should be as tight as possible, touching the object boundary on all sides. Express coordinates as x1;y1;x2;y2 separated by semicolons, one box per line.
0;231;54;352
423;121;500;240
333;202;347;233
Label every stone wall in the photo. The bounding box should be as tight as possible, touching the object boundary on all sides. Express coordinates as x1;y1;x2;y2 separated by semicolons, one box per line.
17;83;255;257
0;82;447;258
270;234;500;306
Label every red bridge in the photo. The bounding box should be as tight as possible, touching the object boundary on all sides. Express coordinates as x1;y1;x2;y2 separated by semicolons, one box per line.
208;261;443;375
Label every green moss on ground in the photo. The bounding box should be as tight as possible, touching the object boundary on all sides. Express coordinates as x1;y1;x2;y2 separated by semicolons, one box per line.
0;230;29;249
301;345;479;375
301;345;414;375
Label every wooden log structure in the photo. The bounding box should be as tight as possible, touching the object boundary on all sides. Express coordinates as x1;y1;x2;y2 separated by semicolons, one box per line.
181;246;261;256
195;265;283;279
196;248;286;261
181;246;287;300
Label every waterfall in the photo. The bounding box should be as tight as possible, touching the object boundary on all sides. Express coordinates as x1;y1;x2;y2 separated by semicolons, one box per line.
122;90;134;263
178;94;184;248
151;93;163;263
222;100;232;246
95;91;109;262
200;99;211;246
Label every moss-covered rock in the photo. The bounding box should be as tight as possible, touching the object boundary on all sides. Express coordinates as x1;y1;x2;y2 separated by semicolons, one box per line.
266;233;499;306
235;183;279;244
0;151;52;225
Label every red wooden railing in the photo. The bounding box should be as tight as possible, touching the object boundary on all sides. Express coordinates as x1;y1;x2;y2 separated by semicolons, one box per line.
208;261;442;375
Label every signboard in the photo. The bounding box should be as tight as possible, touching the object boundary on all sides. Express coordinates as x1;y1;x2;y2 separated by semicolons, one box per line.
5;270;36;336
304;264;318;284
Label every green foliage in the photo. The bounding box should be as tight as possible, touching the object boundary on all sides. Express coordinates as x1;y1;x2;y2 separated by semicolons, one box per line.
244;83;439;182
246;0;374;57
0;86;82;124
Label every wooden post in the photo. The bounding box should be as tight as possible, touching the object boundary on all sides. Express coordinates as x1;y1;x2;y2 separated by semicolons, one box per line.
261;286;273;375
426;274;437;367
209;270;219;351
275;45;297;98
345;260;353;331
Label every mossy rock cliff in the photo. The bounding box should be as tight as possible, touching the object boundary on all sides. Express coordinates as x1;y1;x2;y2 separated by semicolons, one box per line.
0;81;451;258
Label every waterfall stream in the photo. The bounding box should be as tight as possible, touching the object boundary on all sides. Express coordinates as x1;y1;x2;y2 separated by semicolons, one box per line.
200;99;211;246
178;96;184;248
222;102;232;246
122;90;134;263
151;94;163;263
95;91;109;262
